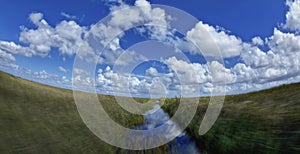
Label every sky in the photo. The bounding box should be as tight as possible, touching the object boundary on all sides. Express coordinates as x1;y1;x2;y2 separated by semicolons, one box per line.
0;0;300;98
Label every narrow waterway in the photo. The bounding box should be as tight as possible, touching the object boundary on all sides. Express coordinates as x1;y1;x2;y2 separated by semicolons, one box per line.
132;104;201;153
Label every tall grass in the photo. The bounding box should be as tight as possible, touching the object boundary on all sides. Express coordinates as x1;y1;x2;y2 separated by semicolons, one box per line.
162;83;300;153
0;71;144;153
1;70;299;153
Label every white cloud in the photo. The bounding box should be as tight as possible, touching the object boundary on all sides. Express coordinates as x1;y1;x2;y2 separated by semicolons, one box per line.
2;0;300;97
186;21;243;58
20;15;88;57
55;20;87;55
95;38;124;64
61;12;78;20
252;36;264;46
95;65;180;96
87;0;170;65
231;63;257;83
0;62;19;72
0;0;170;68
240;44;270;68
3;68;72;89
29;12;43;25
0;54;19;75
73;68;88;75
104;0;127;12
19;17;57;55
0;49;16;62
207;61;235;84
163;56;234;87
267;28;300;55
96;66;150;95
146;67;159;77
163;57;206;85
113;49;148;66
0;41;35;57
239;27;300;85
90;0;168;43
284;0;300;31
261;67;288;79
58;66;68;73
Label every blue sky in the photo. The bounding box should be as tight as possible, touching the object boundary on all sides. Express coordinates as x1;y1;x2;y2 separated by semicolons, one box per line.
1;0;300;97
0;0;287;41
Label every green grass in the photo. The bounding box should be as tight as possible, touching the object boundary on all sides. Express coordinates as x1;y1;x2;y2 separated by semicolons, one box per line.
1;70;300;153
0;71;147;153
161;84;300;154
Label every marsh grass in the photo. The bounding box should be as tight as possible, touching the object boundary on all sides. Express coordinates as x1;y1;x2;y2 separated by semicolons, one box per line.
1;70;299;153
161;83;300;154
0;71;146;153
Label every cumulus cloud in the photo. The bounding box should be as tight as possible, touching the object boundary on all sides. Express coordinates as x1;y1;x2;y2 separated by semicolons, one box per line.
82;0;171;66
186;21;243;58
146;67;159;77
94;65;186;96
0;49;16;62
0;0;170;66
29;12;43;25
0;62;19;72
20;14;88;57
267;28;300;54
252;36;264;46
237;26;300;86
89;0;169;43
104;0;127;12
30;70;71;88
2;0;300;97
163;57;237;85
0;41;35;57
284;0;300;31
96;66;151;95
163;57;206;85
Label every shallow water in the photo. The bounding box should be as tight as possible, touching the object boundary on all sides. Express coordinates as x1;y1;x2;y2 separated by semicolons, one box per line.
132;104;201;154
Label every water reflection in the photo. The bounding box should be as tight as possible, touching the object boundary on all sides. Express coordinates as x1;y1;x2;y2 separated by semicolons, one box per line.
131;104;201;154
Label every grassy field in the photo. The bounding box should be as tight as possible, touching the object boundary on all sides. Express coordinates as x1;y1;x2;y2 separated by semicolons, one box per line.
0;71;150;153
1;70;300;153
162;84;300;153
